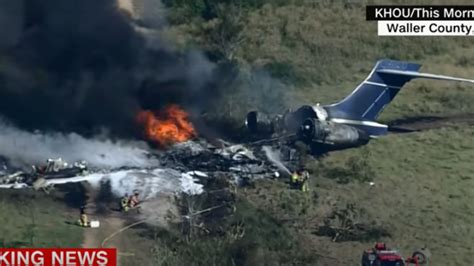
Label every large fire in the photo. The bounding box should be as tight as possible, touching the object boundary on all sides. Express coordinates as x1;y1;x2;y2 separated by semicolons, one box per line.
136;105;196;147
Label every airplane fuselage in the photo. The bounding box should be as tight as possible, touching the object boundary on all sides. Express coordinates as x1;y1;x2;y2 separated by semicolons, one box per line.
245;60;474;153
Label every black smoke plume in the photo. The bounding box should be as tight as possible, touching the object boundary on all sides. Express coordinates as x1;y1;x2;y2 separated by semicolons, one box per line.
0;0;215;137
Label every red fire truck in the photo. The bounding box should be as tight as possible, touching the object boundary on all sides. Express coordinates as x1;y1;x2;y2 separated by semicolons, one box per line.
361;242;430;266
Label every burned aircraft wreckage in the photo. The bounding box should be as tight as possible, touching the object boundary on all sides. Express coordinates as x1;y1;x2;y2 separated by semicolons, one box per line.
1;59;473;194
246;60;474;153
0;141;286;194
0;158;88;189
246;104;371;152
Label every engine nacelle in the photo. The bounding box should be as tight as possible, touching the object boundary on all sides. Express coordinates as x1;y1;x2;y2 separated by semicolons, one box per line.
298;118;370;147
245;111;275;135
246;105;320;136
298;118;328;141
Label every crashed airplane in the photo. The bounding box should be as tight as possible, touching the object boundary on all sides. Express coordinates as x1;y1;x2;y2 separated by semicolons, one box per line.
246;59;474;152
1;60;472;192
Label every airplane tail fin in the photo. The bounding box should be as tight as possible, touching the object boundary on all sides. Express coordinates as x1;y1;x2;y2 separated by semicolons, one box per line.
326;59;474;122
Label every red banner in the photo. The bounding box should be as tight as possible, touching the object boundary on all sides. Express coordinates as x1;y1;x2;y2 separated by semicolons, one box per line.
0;248;116;266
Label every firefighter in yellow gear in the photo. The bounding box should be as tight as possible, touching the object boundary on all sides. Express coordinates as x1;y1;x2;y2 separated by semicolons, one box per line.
121;193;129;212
77;206;90;227
291;171;300;189
127;191;141;213
291;169;310;192
300;170;310;192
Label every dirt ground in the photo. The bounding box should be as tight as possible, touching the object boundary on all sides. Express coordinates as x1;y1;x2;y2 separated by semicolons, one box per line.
388;113;474;133
80;184;179;266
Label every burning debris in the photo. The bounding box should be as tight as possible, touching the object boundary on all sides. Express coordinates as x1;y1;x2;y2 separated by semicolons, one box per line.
136;105;197;147
0;56;297;201
0;135;291;200
0;0;216;137
0;1;303;233
0;0;300;202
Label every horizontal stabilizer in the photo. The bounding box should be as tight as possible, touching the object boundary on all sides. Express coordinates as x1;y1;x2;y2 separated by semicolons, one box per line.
325;59;474;136
377;69;474;84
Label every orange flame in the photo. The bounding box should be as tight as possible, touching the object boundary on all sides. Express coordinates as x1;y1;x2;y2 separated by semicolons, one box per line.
136;105;196;147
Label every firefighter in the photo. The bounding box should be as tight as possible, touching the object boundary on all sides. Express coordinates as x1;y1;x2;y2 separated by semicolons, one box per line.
120;193;129;212
77;206;90;227
128;191;140;209
300;170;310;192
291;171;300;189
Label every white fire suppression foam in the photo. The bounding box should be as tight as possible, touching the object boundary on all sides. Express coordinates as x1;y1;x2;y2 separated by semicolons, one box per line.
45;168;204;199
181;171;206;195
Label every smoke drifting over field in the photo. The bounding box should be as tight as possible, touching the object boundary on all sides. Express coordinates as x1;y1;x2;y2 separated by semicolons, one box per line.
0;0;215;136
0;119;158;169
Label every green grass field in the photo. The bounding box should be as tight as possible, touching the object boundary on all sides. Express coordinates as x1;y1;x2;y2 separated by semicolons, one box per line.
167;0;474;122
0;189;83;248
1;1;473;265
160;1;474;264
309;125;474;265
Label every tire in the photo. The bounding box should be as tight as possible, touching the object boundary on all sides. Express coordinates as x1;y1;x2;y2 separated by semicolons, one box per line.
412;248;431;264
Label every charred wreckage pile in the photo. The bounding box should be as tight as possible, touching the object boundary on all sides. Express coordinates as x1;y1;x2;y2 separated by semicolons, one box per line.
0;0;302;199
0;140;296;197
0;118;298;197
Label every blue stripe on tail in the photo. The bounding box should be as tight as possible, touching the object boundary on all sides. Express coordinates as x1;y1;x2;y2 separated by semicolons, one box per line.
325;60;421;121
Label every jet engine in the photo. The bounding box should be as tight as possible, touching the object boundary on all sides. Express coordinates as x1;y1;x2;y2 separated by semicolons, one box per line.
298;118;328;141
298;118;370;148
245;111;275;135
245;105;320;135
